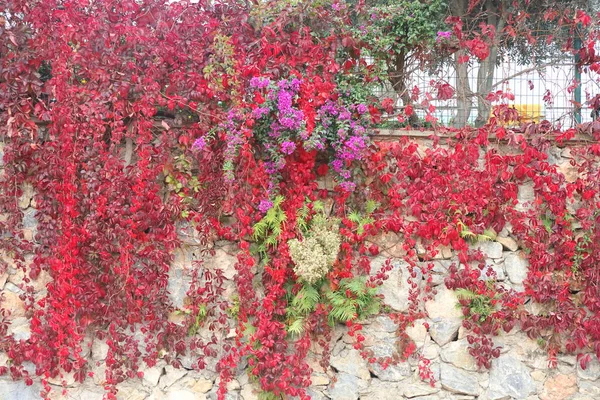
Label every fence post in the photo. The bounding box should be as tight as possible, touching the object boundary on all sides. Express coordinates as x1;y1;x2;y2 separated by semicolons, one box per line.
574;24;582;124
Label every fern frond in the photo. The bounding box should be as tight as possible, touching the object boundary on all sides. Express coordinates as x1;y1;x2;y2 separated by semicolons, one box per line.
348;211;361;223
365;200;379;215
287;318;305;336
455;288;477;301
344;277;367;295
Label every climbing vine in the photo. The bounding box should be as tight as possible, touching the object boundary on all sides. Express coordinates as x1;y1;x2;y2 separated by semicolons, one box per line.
0;1;599;399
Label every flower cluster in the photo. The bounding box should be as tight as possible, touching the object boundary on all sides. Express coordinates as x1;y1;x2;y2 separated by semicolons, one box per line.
249;77;370;194
288;222;341;284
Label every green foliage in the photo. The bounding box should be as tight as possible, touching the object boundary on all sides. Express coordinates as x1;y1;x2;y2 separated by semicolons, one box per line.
455;287;499;322
252;195;287;257
285;277;381;336
326;277;381;325
285;283;321;336
457;221;497;243
175;304;207;336
296;199;326;235
227;296;240;318
572;231;592;274
347;199;379;235
164;154;202;218
360;0;447;54
541;213;554;234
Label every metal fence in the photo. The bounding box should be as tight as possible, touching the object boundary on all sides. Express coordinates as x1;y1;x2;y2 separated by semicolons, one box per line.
376;55;600;128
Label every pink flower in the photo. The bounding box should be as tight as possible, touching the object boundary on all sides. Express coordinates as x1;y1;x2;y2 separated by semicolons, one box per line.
281;141;296;155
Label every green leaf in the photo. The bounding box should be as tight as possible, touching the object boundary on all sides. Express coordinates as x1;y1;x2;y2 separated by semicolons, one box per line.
287;318;305;335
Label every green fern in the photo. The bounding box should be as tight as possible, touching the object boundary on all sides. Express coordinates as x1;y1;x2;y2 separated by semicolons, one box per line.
347;200;379;236
325;277;381;325
252;195;287;256
455;288;498;322
285;282;321;335
284;277;380;335
365;199;379;215
541;214;554;234
458;221;497;243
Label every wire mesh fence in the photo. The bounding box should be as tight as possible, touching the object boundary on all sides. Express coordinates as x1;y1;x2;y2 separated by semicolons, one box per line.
375;53;600;129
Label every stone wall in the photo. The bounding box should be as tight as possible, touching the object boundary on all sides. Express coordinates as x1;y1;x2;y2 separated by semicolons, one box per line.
1;139;600;400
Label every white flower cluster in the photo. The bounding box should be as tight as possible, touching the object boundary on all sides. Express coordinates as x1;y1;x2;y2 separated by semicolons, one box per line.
288;225;341;284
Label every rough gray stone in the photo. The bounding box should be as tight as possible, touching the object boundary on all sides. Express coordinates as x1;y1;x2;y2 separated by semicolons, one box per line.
210;248;238;280
402;382;440;398
577;355;600;381
0;379;43;400
7;316;31;340
376;258;414;312
114;382;150;400
192;378;214;393
504;252;529;285
159;365;188;390
240;384;259;400
142;364;165;388
330;348;370;380
517;184;535;208
75;387;105;400
360;379;402;400
306;388;327;400
92;338;109;361
167;389;202;400
482;261;506;281
369;315;398;333
22;208;38;229
488;355;536;399
327;373;367;400
440;339;478;371
470;241;503;259
168;249;195;308
18;183;34;209
405;319;429;343
426;286;463;320
440;363;480;396
577;380;600;398
429;318;462;346
496;236;519;251
368;341;411;381
207;389;239;400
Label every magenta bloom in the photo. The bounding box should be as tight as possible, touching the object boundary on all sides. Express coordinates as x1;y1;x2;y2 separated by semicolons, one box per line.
258;199;273;213
250;77;270;89
437;31;451;41
192;137;207;151
281;141;296;155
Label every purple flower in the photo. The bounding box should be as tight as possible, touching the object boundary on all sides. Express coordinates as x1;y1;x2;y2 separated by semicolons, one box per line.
258;199;273;213
252;107;270;119
346;136;366;152
339;110;351;120
264;162;277;174
281;141;296;155
192;136;207;151
290;78;302;91
356;104;367;114
331;159;343;172
332;2;341;11
250;77;270;89
437;31;451;42
339;181;356;192
277;90;293;114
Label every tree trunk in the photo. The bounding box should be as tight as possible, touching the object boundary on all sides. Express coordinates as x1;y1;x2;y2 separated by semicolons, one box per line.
450;0;472;128
453;49;472;128
475;0;504;127
388;49;420;126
